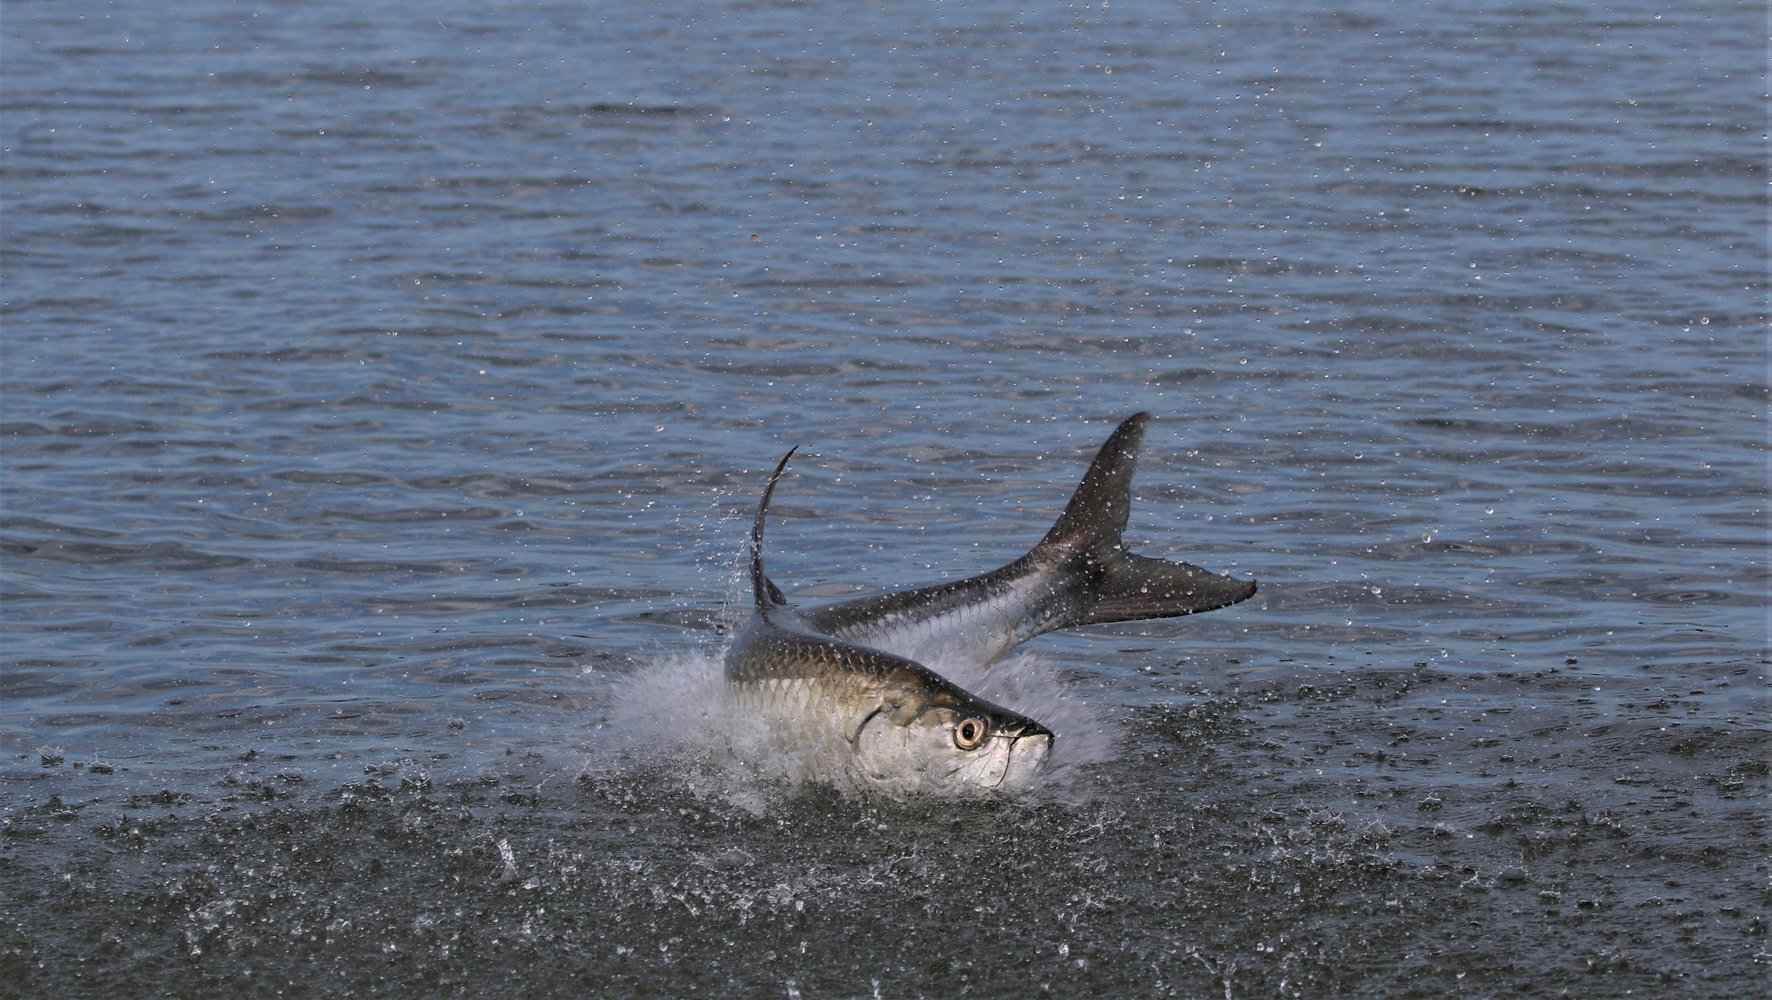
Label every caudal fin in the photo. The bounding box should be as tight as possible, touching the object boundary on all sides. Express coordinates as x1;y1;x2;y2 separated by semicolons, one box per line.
1036;413;1257;624
1079;550;1257;625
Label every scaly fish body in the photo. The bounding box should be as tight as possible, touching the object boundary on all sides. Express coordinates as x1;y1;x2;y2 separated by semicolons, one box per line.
723;612;1052;793
723;413;1256;796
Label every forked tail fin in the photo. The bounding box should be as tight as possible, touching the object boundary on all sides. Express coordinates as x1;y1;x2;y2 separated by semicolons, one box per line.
750;447;798;610
1036;412;1257;624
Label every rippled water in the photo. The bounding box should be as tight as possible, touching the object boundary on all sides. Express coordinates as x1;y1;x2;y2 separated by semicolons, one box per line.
3;1;1766;995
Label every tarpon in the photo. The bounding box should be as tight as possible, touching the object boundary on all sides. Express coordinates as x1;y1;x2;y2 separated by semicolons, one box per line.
723;412;1257;795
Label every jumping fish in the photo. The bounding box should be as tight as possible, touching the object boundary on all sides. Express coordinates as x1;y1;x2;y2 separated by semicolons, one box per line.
722;412;1257;795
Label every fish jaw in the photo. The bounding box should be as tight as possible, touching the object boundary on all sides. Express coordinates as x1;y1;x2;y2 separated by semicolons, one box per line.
1002;730;1053;789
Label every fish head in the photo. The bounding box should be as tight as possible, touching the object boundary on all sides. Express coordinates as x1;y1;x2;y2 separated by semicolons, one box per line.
850;689;1053;796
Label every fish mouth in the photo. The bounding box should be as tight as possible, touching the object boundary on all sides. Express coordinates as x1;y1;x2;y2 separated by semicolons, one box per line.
958;728;1053;791
1002;729;1053;786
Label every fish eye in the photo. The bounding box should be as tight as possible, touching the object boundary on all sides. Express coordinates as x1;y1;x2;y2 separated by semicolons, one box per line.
953;717;988;750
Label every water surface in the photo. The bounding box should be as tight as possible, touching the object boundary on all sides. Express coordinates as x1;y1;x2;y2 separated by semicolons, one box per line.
3;1;1765;996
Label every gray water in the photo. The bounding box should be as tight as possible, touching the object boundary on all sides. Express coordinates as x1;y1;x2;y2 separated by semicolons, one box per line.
3;1;1766;996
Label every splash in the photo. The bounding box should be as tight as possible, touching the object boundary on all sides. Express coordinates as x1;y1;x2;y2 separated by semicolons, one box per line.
583;647;1120;811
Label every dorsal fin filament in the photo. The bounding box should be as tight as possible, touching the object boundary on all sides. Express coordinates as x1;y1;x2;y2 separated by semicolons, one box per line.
750;447;798;610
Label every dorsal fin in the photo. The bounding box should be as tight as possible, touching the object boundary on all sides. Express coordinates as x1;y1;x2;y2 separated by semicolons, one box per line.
750;447;798;610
